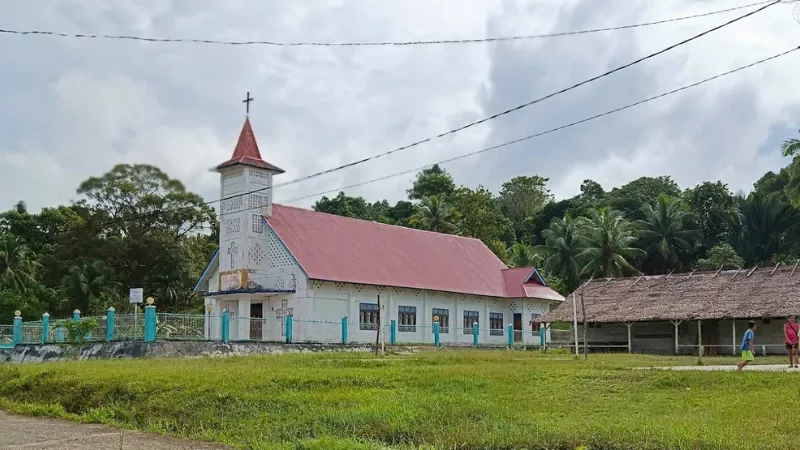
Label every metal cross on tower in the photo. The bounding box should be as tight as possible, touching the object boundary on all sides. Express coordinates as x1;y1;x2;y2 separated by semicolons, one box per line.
242;91;254;114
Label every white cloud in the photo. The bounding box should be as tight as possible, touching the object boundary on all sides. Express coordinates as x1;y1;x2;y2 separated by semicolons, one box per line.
1;0;798;213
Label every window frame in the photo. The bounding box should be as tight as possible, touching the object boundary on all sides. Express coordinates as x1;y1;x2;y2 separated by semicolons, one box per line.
252;214;263;233
463;310;479;335
398;306;417;332
489;312;504;336
432;308;450;334
359;303;379;330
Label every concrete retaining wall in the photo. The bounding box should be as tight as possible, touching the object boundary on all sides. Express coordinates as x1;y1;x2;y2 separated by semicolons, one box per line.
0;340;378;364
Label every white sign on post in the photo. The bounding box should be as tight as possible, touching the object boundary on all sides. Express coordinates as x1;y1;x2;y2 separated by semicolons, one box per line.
129;288;143;304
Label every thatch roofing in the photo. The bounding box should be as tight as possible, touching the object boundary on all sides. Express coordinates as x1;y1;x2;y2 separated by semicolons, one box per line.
537;265;800;323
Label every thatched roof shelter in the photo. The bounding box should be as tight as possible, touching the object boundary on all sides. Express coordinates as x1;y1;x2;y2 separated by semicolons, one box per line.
537;264;800;324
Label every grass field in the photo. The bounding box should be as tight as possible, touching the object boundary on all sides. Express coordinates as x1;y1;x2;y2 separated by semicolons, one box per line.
0;350;798;449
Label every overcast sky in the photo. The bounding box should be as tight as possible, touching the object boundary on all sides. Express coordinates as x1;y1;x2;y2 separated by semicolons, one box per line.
1;0;799;213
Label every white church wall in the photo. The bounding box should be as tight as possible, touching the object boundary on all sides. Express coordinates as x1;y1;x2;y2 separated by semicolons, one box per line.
302;281;558;346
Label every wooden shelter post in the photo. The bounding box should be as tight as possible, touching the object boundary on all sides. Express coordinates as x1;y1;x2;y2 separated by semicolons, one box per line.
697;320;703;358
571;293;579;357
731;319;737;356
671;320;682;355
626;322;633;353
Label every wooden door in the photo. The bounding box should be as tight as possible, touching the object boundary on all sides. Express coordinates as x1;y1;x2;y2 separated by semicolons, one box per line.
513;313;523;342
250;303;263;340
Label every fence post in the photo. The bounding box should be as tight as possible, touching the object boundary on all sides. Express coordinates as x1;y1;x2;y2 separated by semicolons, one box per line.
472;322;479;346
341;317;348;346
12;311;22;346
144;305;156;343
285;315;293;344
106;307;116;342
507;324;513;348
390;320;397;346
56;324;65;343
221;310;230;343
72;309;81;321
40;313;50;344
433;322;440;347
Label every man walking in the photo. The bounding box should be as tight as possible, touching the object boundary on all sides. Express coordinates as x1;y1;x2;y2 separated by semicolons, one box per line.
737;321;757;371
785;316;798;368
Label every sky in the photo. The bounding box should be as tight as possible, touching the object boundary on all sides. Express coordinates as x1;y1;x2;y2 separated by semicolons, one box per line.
1;0;799;213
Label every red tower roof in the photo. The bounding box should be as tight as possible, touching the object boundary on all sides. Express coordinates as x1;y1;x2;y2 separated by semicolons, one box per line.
215;117;285;173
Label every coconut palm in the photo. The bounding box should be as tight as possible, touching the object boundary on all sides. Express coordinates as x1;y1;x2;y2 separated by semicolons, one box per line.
0;235;41;293
506;242;543;268
409;196;457;234
62;260;112;314
729;191;800;266
535;214;583;290
577;208;645;278
636;195;701;272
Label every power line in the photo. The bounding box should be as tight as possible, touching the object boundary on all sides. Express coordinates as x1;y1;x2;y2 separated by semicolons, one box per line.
280;45;800;206
0;1;774;47
46;0;780;236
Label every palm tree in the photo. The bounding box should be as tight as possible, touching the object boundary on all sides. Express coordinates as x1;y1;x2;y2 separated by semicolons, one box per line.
786;157;800;208
729;191;800;265
535;214;583;291
506;242;543;268
636;195;701;272
409;196;457;234
780;131;800;157
62;260;111;314
0;235;41;293
577;208;645;278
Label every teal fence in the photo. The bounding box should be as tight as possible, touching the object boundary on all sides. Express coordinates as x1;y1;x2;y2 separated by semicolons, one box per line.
3;308;546;349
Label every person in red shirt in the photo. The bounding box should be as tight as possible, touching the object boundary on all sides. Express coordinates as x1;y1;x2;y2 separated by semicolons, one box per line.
784;316;799;368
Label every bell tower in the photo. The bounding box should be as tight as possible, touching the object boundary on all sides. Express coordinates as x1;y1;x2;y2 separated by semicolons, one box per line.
215;111;285;290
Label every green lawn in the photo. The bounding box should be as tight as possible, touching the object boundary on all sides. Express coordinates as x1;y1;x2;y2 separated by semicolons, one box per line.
0;350;797;449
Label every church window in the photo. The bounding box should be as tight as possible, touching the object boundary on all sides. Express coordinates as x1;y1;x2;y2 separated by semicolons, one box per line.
463;311;479;335
249;194;269;213
530;313;541;332
398;306;416;332
222;196;244;214
490;313;504;336
432;308;449;334
252;214;263;233
360;303;379;330
225;218;241;234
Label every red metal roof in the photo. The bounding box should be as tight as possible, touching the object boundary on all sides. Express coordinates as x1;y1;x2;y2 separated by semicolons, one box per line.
266;204;563;300
216;117;285;173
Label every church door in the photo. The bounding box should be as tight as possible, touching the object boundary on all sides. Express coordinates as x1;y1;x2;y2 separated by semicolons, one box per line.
250;303;263;340
513;313;522;342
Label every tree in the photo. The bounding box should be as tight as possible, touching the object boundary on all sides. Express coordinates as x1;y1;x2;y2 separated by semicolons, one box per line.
506;242;542;268
684;181;736;252
61;260;115;314
605;176;681;221
409;196;457;234
497;176;552;237
77;164;215;237
696;243;744;271
407;165;456;200
0;234;41;293
730;191;800;266
580;179;605;202
636;195;701;273
535;214;583;291
577;208;644;278
449;186;514;246
313;192;376;220
780;129;800;158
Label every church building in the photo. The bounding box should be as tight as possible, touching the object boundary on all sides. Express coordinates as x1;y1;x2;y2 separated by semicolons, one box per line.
194;116;564;345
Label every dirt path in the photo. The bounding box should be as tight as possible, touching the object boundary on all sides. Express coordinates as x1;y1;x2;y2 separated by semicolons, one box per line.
0;411;230;449
642;364;800;372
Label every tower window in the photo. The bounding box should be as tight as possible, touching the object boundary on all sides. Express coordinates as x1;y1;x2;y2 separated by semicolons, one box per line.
252;214;263;233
